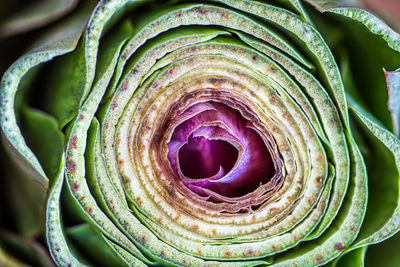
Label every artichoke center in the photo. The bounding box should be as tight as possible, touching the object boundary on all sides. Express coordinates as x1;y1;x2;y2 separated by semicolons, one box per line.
166;100;275;198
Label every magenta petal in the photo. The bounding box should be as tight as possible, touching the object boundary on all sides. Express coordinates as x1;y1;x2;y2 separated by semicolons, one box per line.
167;101;275;198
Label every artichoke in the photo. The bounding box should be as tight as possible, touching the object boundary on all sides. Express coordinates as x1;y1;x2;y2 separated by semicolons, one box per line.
1;0;400;266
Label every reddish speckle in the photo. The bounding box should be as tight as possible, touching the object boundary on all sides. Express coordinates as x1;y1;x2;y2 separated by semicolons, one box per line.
211;228;217;235
335;242;344;250
194;7;210;16
331;119;337;126
252;55;258;61
115;137;121;145
244;250;254;257
155;21;160;26
160;250;166;258
79;196;86;201
168;69;174;75
87;207;93;215
196;247;202;255
66;161;76;174
70;181;79;192
111;100;118;110
182;260;187;266
315;176;323;184
350;225;357;232
188;59;194;65
140;236;146;243
281;145;289;151
125;178;131;184
142;125;151;133
104;122;109;129
121;81;128;91
223;12;230;20
193;225;199;231
175;12;183;17
314;256;324;264
70;136;78;149
271;245;280;251
283;113;290;120
269;97;277;104
136;197;142;206
78;114;85;120
308;198;314;205
55;248;60;252
118;159;124;167
270;208;277;215
224;251;233;257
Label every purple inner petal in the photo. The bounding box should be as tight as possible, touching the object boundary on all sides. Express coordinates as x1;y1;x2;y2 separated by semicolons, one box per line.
167;101;275;198
179;135;238;179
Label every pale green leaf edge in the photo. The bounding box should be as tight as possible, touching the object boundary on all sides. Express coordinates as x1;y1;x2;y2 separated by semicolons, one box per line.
46;155;86;266
326;7;400;53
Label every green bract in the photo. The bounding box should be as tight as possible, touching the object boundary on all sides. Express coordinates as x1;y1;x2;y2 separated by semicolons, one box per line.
1;0;400;266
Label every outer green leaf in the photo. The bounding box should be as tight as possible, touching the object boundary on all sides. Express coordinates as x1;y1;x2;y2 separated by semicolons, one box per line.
349;105;400;247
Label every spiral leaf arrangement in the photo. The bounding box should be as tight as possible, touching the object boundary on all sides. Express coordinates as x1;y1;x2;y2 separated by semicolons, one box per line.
1;0;400;266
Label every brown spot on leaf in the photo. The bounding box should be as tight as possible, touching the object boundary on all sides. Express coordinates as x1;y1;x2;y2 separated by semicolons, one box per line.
118;159;124;167
55;248;60;252
78;114;85;120
115;137;121;145
66;161;76;174
314;256;324;264
315;176;323;184
244;250;254;257
271;245;280;251
142;125;151;133
70;136;78;149
283;113;290;120
136;197;142;206
86;207;93;215
160;250;166;258
335;242;344;250
211;228;217;236
70;181;79;192
224;251;233;257
196;247;202;255
350;225;357;232
111;100;118;110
